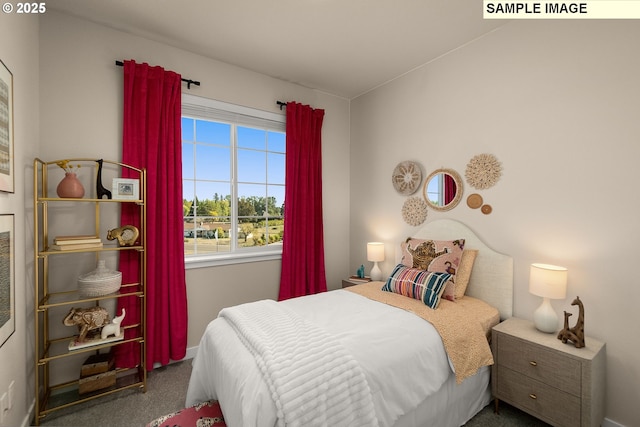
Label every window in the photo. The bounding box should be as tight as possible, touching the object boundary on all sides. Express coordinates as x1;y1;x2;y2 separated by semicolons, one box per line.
426;173;444;207
181;94;286;267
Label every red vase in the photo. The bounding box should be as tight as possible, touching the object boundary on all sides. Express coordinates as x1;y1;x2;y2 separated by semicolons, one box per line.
56;173;85;198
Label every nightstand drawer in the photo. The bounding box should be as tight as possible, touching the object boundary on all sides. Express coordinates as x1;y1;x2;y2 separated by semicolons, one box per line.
497;333;581;396
497;366;581;427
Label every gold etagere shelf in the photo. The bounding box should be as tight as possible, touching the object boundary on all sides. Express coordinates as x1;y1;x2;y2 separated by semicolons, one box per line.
33;158;147;425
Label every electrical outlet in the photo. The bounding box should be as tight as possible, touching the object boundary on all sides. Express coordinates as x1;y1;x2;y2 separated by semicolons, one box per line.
0;391;7;424
7;380;14;409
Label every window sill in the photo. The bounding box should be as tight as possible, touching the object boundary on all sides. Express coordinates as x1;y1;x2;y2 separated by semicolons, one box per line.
185;250;282;269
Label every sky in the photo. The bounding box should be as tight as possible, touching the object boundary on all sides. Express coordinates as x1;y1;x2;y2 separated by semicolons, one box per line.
181;117;285;211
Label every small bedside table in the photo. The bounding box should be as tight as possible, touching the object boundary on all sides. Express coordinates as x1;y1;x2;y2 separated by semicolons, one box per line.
491;317;605;427
341;278;370;288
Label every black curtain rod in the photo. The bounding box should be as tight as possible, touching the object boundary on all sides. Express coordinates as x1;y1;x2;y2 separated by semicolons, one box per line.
276;101;287;110
115;60;201;89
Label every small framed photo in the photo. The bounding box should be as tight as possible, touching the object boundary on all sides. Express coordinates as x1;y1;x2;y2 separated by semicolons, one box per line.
112;178;139;200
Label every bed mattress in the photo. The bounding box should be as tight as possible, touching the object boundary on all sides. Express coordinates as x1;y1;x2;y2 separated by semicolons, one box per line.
186;287;496;427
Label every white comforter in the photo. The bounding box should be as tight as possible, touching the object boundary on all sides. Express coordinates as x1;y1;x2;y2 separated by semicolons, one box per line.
186;289;452;427
218;299;377;427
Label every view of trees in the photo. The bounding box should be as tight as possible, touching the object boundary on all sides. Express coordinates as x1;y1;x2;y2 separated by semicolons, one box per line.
183;193;285;252
183;193;284;220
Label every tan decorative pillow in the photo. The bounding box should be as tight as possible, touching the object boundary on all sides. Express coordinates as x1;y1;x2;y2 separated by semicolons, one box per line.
455;249;478;299
400;238;465;301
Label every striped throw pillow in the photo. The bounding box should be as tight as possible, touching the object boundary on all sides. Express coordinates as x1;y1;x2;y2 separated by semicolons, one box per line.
382;264;451;309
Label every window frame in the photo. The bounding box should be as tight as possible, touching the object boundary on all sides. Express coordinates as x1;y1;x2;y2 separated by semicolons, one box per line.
182;94;286;269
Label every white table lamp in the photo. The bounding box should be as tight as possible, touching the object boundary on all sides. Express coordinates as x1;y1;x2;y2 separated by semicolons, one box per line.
367;242;385;281
529;263;568;333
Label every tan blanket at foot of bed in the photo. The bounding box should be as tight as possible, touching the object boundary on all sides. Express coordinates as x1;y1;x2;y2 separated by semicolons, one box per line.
345;281;499;383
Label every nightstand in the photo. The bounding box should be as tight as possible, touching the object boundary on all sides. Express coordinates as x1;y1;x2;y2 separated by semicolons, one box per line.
491;317;605;427
341;277;372;288
341;279;360;288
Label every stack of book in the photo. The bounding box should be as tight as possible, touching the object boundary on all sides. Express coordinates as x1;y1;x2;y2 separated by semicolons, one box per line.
50;235;103;251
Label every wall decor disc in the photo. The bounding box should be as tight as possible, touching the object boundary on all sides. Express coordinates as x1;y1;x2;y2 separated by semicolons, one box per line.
481;204;493;215
392;161;422;195
467;193;483;209
402;197;428;226
465;153;502;190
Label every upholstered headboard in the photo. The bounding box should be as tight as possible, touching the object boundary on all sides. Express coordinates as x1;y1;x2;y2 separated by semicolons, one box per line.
400;219;513;319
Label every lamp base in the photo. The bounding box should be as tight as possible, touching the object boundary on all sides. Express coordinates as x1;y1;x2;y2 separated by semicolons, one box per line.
533;297;559;333
370;262;383;281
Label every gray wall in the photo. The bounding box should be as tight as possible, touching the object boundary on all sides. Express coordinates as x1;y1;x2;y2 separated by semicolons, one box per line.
350;20;640;427
0;11;39;427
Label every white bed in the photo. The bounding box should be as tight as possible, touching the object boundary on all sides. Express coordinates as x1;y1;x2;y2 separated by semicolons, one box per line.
186;219;513;427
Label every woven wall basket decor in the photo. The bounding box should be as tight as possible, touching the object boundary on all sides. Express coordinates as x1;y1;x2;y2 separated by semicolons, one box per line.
465;154;502;190
392;161;422;195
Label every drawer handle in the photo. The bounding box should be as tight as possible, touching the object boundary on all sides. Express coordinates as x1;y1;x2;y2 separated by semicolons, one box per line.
529;394;537;400
529;361;537;367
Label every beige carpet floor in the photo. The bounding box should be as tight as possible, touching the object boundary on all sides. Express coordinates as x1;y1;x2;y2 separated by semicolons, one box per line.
37;360;549;426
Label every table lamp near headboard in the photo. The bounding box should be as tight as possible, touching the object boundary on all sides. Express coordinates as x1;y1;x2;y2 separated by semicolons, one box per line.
529;263;568;333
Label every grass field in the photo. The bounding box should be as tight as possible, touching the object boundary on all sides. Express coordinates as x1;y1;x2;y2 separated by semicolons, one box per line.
184;224;283;255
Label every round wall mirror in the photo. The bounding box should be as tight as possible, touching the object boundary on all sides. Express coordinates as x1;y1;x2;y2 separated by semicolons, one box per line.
422;168;464;212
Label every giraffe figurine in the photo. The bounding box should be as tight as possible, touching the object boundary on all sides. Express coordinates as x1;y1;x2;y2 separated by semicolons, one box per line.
557;296;586;348
95;159;112;199
560;311;572;334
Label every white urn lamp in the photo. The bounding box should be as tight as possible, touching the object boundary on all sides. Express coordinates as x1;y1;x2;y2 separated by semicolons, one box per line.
529;263;568;333
367;242;385;281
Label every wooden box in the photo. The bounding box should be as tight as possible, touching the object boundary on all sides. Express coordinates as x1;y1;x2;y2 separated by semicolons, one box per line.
81;352;114;377
78;370;116;394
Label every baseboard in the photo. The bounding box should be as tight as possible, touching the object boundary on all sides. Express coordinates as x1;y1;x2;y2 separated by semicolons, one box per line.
151;345;198;369
24;400;35;427
184;345;198;360
603;418;626;427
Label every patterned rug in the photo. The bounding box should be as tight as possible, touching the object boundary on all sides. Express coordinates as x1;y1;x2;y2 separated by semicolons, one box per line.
146;400;226;427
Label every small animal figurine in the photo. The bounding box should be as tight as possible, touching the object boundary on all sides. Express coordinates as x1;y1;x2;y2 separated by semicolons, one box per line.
557;296;586;348
95;159;112;199
357;264;365;278
106;225;139;246
101;308;126;339
561;310;572;334
63;306;110;342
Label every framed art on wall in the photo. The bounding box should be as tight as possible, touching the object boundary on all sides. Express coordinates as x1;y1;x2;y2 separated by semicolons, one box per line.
0;214;14;348
0;60;14;193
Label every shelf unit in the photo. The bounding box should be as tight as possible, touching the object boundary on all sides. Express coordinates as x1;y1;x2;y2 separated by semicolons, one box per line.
33;158;147;425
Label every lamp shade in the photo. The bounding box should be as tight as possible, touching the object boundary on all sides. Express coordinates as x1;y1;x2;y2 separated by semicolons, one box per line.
529;263;568;299
367;242;385;262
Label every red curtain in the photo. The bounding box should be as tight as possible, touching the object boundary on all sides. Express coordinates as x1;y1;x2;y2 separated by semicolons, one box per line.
116;60;188;370
278;102;327;300
444;174;456;205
